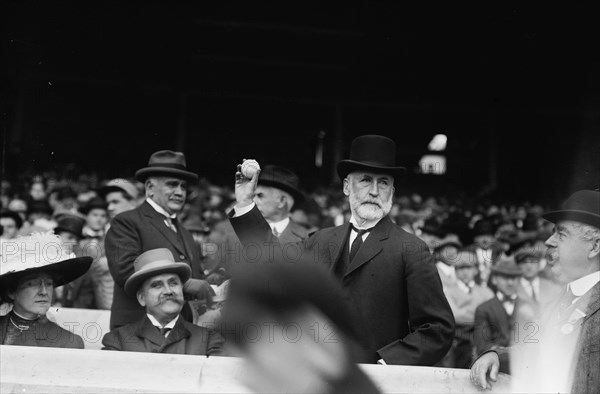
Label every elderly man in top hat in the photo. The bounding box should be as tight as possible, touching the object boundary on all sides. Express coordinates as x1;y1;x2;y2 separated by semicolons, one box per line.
471;190;600;393
106;151;213;329
229;135;454;365
102;248;223;355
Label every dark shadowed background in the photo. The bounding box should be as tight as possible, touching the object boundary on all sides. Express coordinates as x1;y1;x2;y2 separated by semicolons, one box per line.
1;2;598;203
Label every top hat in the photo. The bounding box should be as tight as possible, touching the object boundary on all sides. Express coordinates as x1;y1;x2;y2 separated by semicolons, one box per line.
336;135;406;180
491;256;522;276
0;232;92;288
54;215;85;239
258;165;305;205
99;178;140;200
135;150;199;183
543;190;600;230
79;197;107;215
124;248;192;296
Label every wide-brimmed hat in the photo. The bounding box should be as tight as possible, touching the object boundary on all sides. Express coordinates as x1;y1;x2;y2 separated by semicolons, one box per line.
135;150;199;183
543;190;600;230
79;197;107;215
124;248;191;296
491;256;522;276
0;232;92;288
258;165;305;205
54;215;85;239
336;135;406;180
99;178;140;200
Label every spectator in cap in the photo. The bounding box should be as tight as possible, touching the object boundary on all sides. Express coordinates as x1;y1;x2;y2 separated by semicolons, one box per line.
102;248;223;355
0;233;92;348
80;197;108;239
221;262;380;393
0;210;23;240
105;150;213;329
515;245;561;314
440;250;494;369
465;219;504;285
473;257;533;375
472;190;600;392
230;135;454;365
100;178;140;221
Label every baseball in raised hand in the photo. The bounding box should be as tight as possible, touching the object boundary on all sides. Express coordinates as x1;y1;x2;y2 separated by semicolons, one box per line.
235;159;261;208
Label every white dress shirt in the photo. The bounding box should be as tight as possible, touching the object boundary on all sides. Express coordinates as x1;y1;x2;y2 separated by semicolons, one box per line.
567;270;600;304
348;216;382;253
147;198;177;231
147;314;179;338
520;277;540;300
269;217;290;236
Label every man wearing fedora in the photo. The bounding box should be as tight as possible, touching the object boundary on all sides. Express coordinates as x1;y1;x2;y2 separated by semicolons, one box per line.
106;150;213;329
229;135;454;365
471;190;600;392
102;248;223;355
515;244;561;314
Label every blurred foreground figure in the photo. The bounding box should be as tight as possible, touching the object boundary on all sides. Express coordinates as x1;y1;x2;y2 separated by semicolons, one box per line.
230;135;454;365
0;233;92;348
221;263;380;393
471;190;600;393
102;248;223;355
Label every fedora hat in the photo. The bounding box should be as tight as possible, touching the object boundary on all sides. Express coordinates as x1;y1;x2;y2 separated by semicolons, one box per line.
336;135;406;180
0;232;92;288
258;165;305;205
543;190;600;229
79;196;107;215
135;150;199;183
491;256;522;277
54;215;85;239
124;248;192;296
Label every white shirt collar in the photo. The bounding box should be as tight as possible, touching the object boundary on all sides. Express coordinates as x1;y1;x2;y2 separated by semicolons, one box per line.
268;217;290;235
456;280;474;294
146;314;179;329
349;215;382;231
568;271;600;297
146;198;177;219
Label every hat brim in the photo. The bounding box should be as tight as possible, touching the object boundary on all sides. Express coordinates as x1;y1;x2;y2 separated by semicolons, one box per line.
0;256;93;288
337;160;406;180
135;167;199;183
124;262;192;296
491;268;522;276
542;209;600;229
434;241;462;252
258;179;305;204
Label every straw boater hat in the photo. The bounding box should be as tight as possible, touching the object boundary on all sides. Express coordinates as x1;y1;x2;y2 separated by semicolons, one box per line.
124;248;192;296
0;232;92;289
135;150;198;183
336;135;406;180
543;190;600;230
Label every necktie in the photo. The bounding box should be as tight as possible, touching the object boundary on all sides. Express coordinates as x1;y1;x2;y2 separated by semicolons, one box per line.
349;224;373;263
558;287;577;319
272;227;280;237
530;282;538;302
158;327;172;337
165;217;178;233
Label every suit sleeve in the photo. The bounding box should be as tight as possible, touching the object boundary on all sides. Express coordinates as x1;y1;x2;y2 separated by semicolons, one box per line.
377;240;455;365
474;304;491;354
105;214;142;287
206;329;225;356
101;330;122;351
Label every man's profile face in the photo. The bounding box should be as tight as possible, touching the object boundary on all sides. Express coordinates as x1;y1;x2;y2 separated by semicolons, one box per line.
137;273;184;321
545;220;594;283
343;171;394;222
492;274;519;297
106;191;136;219
147;177;187;215
254;185;284;222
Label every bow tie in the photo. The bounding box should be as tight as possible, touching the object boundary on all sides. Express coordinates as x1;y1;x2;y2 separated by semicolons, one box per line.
498;293;517;303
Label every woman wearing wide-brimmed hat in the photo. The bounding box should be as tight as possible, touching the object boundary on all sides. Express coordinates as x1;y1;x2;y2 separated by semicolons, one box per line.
0;232;92;348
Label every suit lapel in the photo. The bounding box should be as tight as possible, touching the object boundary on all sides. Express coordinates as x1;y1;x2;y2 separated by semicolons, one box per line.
159;317;190;351
490;297;510;328
328;223;351;273
578;282;600;323
344;216;391;278
141;202;186;255
135;316;166;347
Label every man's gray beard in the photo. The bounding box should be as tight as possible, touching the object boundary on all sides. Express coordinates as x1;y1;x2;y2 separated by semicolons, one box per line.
349;191;393;221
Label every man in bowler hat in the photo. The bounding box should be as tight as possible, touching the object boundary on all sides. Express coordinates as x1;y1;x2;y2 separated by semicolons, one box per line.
102;248;223;355
229;135;454;365
106;150;213;329
471;190;600;392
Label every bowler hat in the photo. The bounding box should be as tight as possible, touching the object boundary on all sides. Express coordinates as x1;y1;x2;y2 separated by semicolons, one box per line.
0;232;92;289
79;197;107;215
337;135;406;180
491;257;522;276
135;150;199;183
258;165;305;205
124;248;192;296
543;190;600;230
54;215;85;239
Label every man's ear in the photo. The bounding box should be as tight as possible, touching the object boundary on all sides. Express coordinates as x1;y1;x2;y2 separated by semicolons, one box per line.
589;237;600;259
136;291;146;307
342;178;350;196
296;307;348;381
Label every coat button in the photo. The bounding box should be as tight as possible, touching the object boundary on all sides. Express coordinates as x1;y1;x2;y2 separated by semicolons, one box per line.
180;255;186;260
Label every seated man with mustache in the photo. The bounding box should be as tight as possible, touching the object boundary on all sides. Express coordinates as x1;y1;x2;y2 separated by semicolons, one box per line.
230;135;454;365
102;248;223;355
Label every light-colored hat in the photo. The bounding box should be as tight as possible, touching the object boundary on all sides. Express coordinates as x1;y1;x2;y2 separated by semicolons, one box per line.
100;178;140;200
124;248;191;296
0;232;92;287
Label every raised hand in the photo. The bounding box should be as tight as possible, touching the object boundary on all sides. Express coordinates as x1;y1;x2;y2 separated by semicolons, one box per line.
234;160;260;208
